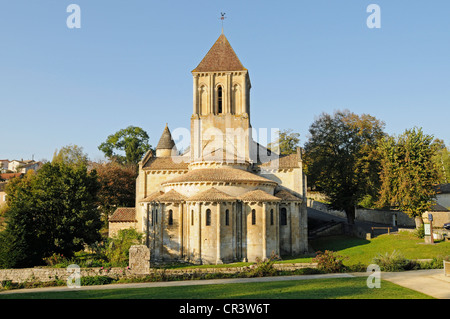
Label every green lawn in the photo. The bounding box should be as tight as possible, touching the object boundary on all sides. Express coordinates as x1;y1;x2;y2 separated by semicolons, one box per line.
286;231;450;266
161;231;450;269
0;277;433;299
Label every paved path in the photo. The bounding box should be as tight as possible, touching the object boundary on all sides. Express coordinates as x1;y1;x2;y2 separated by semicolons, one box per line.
376;269;449;299
1;269;449;298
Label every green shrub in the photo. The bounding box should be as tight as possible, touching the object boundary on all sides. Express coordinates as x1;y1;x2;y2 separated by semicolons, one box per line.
291;267;323;275
105;228;143;267
80;275;115;286
372;250;418;272
312;250;347;273
246;253;280;277
418;256;449;269
415;225;425;239
43;253;66;266
0;280;13;290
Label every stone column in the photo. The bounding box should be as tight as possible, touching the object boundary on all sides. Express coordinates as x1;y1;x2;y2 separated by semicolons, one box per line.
145;203;150;246
209;74;214;114
159;203;165;262
290;202;296;255
276;203;280;256
262;202;267;260
226;73;231;113
216;202;223;264
196;202;202;264
232;202;237;261
179;203;184;259
193;74;199;114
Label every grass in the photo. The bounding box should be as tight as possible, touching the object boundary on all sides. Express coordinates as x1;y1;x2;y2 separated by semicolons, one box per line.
286;231;450;266
0;277;433;299
159;231;449;270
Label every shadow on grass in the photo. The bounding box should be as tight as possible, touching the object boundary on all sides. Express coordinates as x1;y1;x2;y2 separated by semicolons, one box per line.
310;235;371;253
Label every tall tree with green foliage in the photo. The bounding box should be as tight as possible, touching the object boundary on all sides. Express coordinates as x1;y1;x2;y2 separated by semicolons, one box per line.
52;144;89;167
432;140;450;184
267;129;300;155
376;127;441;227
304;110;386;225
0;162;102;268
98;126;152;165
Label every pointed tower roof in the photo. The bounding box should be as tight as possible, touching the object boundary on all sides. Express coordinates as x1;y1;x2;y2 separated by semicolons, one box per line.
156;124;176;150
192;34;246;72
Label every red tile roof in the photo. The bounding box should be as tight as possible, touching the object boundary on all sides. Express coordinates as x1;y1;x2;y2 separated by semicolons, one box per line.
0;173;23;180
187;187;236;202
109;207;136;222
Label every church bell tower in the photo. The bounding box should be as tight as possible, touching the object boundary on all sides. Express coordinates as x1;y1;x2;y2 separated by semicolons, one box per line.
190;33;253;165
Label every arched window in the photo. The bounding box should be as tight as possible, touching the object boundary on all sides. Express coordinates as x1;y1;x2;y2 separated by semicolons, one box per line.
206;209;211;226
191;210;194;226
168;209;173;226
225;209;230;226
155;209;158;224
251;209;256;225
280;207;287;226
270;209;274;226
217;86;223;114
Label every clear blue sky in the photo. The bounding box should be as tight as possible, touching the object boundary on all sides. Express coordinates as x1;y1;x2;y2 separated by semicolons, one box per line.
1;1;449;162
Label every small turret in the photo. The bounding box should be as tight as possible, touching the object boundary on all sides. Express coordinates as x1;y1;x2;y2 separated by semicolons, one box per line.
156;124;177;157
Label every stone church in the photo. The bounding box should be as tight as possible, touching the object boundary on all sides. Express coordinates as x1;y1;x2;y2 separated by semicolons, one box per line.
109;33;308;264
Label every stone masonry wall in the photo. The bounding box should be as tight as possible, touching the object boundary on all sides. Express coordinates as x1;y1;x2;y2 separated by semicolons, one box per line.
0;263;317;285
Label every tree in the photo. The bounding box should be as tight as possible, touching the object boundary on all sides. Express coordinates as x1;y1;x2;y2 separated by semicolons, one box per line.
432;140;450;184
0;162;102;268
376;127;441;227
267;129;300;155
98;126;152;165
105;228;143;266
52;144;89;167
304;110;386;225
93;161;137;224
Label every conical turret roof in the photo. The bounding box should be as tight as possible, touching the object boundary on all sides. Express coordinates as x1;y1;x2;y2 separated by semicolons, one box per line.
156;124;176;150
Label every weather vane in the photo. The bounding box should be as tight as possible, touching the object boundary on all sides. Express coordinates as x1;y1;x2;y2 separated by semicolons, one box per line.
220;12;226;33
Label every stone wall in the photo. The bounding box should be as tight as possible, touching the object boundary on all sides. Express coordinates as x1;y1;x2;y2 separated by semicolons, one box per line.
0;263;317;285
356;209;415;227
307;199;415;227
0;267;133;284
425;211;450;228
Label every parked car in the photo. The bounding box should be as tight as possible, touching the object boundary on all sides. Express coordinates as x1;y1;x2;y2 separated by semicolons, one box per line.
444;222;450;230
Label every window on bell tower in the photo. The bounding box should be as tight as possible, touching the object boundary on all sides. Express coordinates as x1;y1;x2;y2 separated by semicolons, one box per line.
217;86;223;114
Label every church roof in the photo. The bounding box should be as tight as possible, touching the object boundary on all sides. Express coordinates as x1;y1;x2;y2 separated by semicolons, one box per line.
154;189;187;202
162;168;277;185
187;187;236;202
156;124;176;150
275;189;302;201
109;207;136;222
238;189;281;202
260;153;301;169
192;34;246;72
139;191;165;202
142;156;189;170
